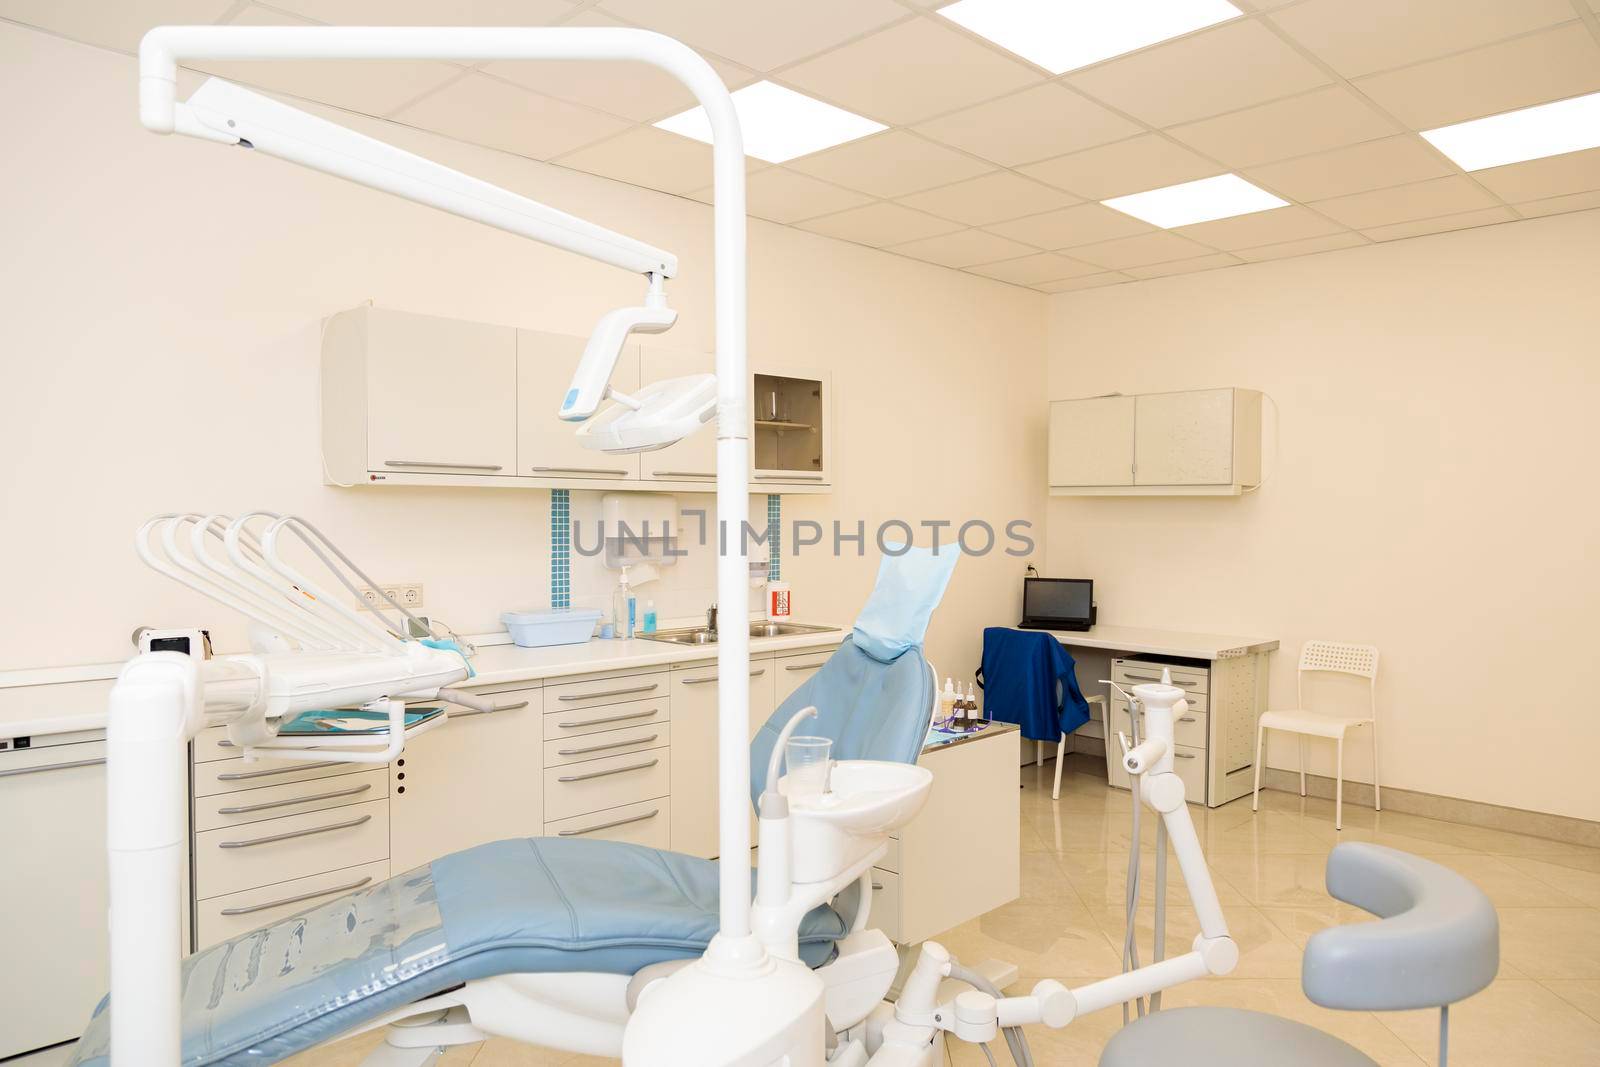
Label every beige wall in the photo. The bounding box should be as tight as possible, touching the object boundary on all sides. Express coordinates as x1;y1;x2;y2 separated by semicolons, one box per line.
0;24;1047;681
1045;211;1600;821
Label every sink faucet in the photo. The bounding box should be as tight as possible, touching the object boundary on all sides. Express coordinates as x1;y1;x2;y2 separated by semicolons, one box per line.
706;603;718;634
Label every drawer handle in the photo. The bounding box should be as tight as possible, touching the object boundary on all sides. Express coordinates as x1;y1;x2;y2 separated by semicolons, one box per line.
385;459;503;472
218;813;372;849
1174;752;1197;760
764;473;825;480
451;699;531;719
218;875;374;916
784;663;822;672
558;733;660;757
557;758;659;784
529;465;630;477
216;760;343;781
871;882;885;891
0;756;104;779
651;470;715;478
1179;716;1197;724
216;783;372;815
558;683;659;702
558;708;660;729
682;668;766;685
557;807;660;837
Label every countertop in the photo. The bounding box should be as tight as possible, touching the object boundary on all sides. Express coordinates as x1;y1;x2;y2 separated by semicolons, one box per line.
1035;624;1278;660
0;626;846;741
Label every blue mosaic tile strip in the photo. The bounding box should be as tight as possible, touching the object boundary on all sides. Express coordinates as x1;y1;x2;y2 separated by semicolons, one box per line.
550;489;571;609
767;494;781;581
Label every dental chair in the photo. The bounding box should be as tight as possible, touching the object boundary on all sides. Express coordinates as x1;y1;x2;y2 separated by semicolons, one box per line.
72;552;953;1067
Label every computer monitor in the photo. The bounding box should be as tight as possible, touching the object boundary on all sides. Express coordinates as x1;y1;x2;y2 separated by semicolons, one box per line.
1020;577;1095;631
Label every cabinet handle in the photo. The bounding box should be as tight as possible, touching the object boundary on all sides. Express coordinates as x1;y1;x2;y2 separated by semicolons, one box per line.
557;708;660;729
0;755;105;779
762;473;825;480
217;783;371;815
784;663;821;672
1174;752;1197;760
651;470;715;479
871;882;885;891
219;875;374;916
528;465;630;477
385;460;503;472
216;760;343;781
558;733;659;757
558;683;658;702
682;668;766;685
1179;716;1197;724
557;807;660;837
557;758;659;784
450;699;531;719
219;813;372;849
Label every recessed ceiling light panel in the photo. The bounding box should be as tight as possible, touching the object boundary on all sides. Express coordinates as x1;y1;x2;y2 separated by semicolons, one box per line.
939;0;1242;75
1421;91;1600;172
1102;173;1288;228
654;81;886;164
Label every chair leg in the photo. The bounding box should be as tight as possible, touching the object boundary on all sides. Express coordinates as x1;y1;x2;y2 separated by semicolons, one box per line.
1036;740;1044;767
1298;734;1307;797
1370;721;1382;812
1251;724;1266;813
1052;733;1066;801
1335;736;1345;831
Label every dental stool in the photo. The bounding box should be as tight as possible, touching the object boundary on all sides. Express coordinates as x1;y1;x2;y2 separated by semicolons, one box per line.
1099;842;1498;1067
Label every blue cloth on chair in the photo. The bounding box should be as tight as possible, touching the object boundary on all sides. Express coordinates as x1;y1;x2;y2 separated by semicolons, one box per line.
71;839;847;1067
977;627;1090;743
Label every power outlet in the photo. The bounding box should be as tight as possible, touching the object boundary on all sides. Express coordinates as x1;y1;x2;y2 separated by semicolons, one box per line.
359;583;424;610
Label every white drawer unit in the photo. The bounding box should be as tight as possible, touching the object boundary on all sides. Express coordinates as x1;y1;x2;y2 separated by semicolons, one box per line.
193;767;389;832
196;860;391;947
545;747;671;823
546;670;667;711
194;798;391;900
544;697;669;739
545;797;672;849
194;753;370;797
1113;659;1208;694
543;721;670;768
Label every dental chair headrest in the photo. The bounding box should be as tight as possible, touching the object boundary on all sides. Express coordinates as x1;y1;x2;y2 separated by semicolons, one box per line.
851;543;960;663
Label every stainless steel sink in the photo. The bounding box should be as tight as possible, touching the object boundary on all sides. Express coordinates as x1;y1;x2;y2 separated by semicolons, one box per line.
639;621;838;645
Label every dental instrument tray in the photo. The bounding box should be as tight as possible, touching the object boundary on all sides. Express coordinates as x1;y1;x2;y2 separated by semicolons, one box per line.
277;706;444;736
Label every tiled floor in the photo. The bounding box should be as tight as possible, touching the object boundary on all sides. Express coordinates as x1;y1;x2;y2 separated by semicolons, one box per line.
288;758;1600;1067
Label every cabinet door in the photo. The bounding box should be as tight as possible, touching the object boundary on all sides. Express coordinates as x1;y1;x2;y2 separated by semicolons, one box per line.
775;649;832;705
669;660;776;859
753;369;830;486
1133;389;1235;486
640;343;718;484
516;328;641;482
365;308;517;475
389;689;543;872
1049;396;1135;487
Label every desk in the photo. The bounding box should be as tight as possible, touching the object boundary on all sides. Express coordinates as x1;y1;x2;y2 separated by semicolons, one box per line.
1038;625;1278;807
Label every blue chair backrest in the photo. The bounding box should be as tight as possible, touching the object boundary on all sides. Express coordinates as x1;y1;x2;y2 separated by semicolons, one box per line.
1303;842;1499;1011
748;635;935;809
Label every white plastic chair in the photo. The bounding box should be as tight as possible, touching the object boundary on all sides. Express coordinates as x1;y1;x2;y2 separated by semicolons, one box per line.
1252;641;1380;830
1049;694;1106;801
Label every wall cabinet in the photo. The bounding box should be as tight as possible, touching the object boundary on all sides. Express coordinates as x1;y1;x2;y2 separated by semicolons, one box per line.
324;306;833;493
1048;387;1261;496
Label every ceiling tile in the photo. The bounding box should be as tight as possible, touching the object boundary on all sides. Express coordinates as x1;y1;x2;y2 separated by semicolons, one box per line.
1019;134;1222;200
1268;0;1577;79
1353;23;1600;129
192;4;462;116
0;0;234;53
1172;204;1346;249
1124;253;1243;279
714;168;875;224
786;130;992;198
1066;20;1329;128
267;0;577;25
796;202;963;247
1067;231;1215;270
392;72;630;161
1361;206;1517;242
1311;175;1502;229
985;202;1154;249
1514;189;1600;217
1233;232;1369;262
555;125;731;196
1036;273;1131;293
897;171;1077;226
913;83;1141;167
1471;147;1600;204
484;12;755;124
965;253;1102;284
1167;86;1397;169
779;18;1038;126
1245;135;1455;202
888;229;1039;268
596;0;907;72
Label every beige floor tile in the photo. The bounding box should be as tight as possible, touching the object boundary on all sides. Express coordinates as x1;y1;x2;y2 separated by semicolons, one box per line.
934;898;1127;980
1088;903;1304;979
280;1031;486;1067
1157;979;1427;1066
1205;812;1337;855
472;1036;617;1065
1377;980;1600;1066
1210;851;1345;909
1496;907;1600;980
1542;979;1600;1024
1410;854;1587;908
1257;904;1377;949
1501;855;1600;907
1061;850;1248;910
